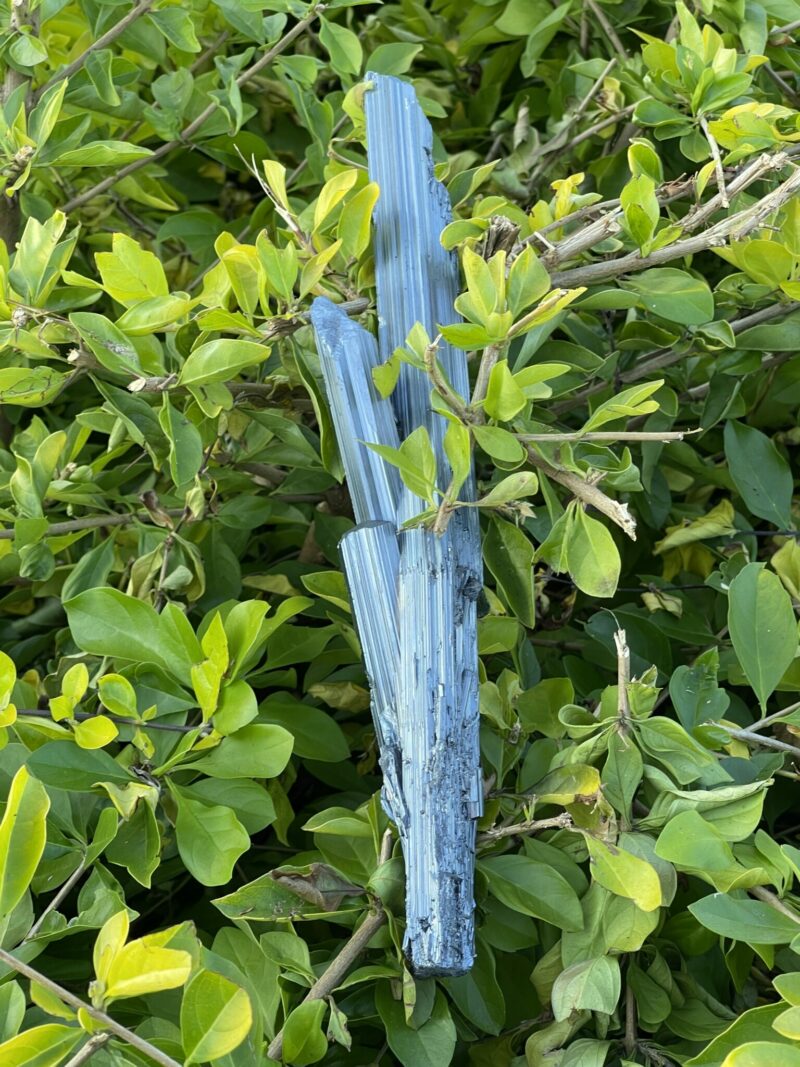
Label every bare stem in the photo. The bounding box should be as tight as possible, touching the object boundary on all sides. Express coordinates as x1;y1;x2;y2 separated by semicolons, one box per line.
423;336;470;419
615;628;632;724
62;1034;111;1067
471;343;506;413
0;948;184;1067
749;884;800;924
699;116;729;208
516;430;688;443
266;830;393;1062
478;813;573;844
17;707;207;734
586;0;629;59
551;163;800;289
63;5;325;213
24;861;87;943
624;979;637;1057
524;443;637;538
748;700;800;732
722;726;800;761
0;507;186;541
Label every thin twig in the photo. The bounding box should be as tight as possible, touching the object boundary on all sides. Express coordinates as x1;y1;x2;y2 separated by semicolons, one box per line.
515;430;688;443
624;980;637;1057
477;813;572;844
552;163;800;289
0;507;186;541
62;1034;111;1067
0;948;183;1067
532;57;617;168
17;708;207;734
747;700;800;733
770;17;800;35
615;628;632;725
749;884;800;924
524;443;637;538
33;0;154;101
471;343;506;413
266;830;393;1062
63;5;325;213
586;0;629;60
699;116;729;208
722;726;800;760
24;861;87;942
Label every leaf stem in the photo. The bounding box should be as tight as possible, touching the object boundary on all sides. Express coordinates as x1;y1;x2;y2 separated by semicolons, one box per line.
0;948;184;1067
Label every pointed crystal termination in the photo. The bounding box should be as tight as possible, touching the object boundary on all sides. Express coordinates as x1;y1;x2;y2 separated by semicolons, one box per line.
365;73;483;976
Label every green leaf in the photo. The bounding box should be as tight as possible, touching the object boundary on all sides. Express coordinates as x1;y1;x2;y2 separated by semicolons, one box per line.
483;515;535;628
551;956;621;1020
186;724;294;779
366;43;422;75
367;426;438;503
0;767;49;920
728;563;798;710
0;1025;82;1066
564;507;620;598
721;1045;800;1067
52;142;154;167
337;182;379;259
584;836;663;912
159;394;204;488
507;245;550;318
484;361;527;421
689;893;800;945
282;999;328;1066
178;339;269;386
583;381;663;433
172;789;250;887
181;969;253;1064
471;424;525;465
623;267;713;324
724;421;793;529
376;986;457;1067
26;742;134;791
95;233;169;307
319;18;363;76
65;588;200;685
478;855;584;930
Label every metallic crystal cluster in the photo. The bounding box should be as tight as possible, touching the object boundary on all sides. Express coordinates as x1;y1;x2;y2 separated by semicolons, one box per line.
310;73;483;977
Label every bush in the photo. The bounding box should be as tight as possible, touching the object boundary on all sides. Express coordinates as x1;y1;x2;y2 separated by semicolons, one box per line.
0;0;799;1065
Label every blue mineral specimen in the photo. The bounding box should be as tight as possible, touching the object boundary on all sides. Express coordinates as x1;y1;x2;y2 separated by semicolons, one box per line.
310;73;483;977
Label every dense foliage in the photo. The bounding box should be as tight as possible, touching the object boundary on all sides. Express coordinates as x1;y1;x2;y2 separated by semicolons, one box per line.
1;0;800;1064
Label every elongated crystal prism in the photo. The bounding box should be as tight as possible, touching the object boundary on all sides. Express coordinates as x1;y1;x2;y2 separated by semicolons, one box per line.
310;73;483;977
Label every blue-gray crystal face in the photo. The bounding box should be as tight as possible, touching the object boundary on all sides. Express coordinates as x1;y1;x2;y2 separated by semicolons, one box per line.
310;73;483;977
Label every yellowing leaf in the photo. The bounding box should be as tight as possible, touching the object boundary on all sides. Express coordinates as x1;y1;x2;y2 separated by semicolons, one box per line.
585;835;663;912
95;233;169;307
73;715;119;749
0;766;50;920
314;169;359;232
0;1024;82;1066
181;970;253;1064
